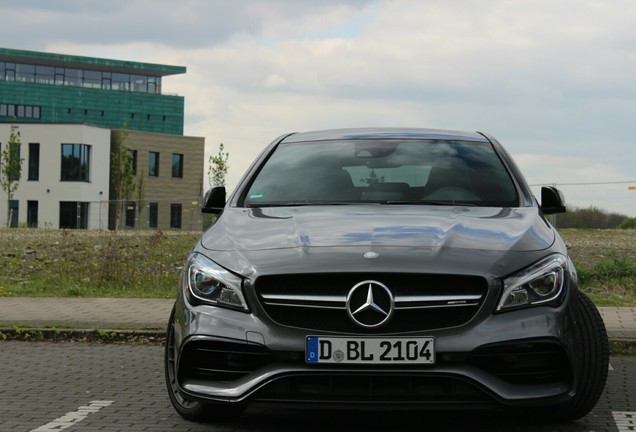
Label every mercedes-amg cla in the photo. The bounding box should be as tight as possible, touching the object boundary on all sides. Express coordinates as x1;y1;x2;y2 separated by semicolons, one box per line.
165;128;608;423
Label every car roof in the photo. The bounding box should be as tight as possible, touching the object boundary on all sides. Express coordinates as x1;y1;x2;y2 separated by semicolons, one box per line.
281;128;490;143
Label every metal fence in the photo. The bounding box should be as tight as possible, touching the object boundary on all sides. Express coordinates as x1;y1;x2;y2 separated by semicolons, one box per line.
529;181;636;218
87;197;204;231
83;182;636;231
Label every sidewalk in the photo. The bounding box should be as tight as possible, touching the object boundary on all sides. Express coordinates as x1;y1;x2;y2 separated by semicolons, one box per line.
0;297;634;342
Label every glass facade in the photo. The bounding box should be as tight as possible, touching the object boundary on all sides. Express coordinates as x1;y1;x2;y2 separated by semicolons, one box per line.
0;60;162;94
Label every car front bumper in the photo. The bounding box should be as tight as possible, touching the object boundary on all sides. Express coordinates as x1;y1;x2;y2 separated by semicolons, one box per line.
172;287;577;409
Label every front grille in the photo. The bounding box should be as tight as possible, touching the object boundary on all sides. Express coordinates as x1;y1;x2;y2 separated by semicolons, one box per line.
469;341;571;385
256;273;488;333
252;373;492;404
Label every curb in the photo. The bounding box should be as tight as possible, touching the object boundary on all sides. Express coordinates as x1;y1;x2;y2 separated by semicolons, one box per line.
0;327;165;343
2;327;634;350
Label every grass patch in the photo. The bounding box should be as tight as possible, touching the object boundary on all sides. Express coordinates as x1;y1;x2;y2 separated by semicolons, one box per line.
0;229;199;298
576;253;636;306
609;340;636;356
2;227;636;307
559;229;636;307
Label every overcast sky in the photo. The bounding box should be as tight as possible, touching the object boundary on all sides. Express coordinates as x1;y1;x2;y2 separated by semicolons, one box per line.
2;0;635;195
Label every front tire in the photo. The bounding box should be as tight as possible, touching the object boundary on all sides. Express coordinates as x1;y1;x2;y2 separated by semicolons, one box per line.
541;291;609;422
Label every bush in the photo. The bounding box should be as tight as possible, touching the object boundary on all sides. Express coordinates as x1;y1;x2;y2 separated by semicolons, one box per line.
555;206;628;229
617;218;636;229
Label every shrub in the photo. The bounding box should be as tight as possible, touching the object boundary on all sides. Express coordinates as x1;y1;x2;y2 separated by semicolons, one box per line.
617;218;636;229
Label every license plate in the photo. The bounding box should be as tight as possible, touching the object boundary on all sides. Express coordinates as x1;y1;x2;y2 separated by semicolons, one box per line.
305;336;435;364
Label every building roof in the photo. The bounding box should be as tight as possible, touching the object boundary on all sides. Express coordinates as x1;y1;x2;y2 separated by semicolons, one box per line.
0;47;185;77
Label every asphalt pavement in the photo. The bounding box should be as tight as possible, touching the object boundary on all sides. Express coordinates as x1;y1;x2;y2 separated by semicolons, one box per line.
0;297;634;342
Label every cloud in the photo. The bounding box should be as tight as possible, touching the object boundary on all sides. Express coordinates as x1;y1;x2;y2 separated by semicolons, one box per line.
0;0;374;49
2;0;635;194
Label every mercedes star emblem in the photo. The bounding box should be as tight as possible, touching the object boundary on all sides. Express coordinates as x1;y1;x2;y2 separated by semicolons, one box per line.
346;280;394;328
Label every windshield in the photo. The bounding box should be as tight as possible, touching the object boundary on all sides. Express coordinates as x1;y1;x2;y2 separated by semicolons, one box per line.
242;139;518;207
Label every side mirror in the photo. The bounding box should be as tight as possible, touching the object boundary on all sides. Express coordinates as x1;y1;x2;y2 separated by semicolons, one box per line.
541;186;566;215
202;186;226;214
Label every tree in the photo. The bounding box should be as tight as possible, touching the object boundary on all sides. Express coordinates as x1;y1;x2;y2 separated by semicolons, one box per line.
111;129;136;230
360;169;384;185
1;124;23;227
208;143;229;188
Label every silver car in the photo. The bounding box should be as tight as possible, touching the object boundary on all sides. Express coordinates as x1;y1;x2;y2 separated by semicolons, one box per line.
165;128;608;422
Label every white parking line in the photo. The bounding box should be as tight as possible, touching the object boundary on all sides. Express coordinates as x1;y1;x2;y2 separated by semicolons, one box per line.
613;411;636;431
29;400;114;432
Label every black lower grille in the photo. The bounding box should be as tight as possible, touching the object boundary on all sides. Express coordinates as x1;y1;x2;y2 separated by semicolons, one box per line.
179;340;273;382
469;341;571;385
256;273;488;333
252;373;492;404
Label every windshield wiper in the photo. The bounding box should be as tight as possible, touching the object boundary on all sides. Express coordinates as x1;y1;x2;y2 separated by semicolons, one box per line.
383;200;477;206
246;201;361;208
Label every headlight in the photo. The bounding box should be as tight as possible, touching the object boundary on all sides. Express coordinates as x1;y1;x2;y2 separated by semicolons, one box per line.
497;254;566;312
185;253;248;311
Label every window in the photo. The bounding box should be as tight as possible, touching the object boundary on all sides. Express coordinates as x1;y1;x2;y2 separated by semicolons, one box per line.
4;62;15;81
1;60;158;93
61;144;91;181
59;202;89;229
35;65;54;85
65;68;82;87
148;151;159;177
149;202;158;228
0;104;41;119
125;202;136;227
172;153;184;178
243;139;519;207
28;143;40;181
15;63;35;83
27;201;38;228
128;149;138;175
170;204;182;228
8;200;18;228
83;70;102;89
8;141;20;181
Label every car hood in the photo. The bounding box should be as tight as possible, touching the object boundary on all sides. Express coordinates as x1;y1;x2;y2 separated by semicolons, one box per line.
201;205;554;252
198;205;556;278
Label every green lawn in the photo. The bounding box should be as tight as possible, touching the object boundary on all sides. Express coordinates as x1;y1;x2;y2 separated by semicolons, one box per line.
1;228;635;307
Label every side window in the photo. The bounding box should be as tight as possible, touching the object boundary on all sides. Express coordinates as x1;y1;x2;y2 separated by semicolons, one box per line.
172;153;183;178
28;143;40;181
148;151;159;177
61;144;91;182
170;204;182;228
